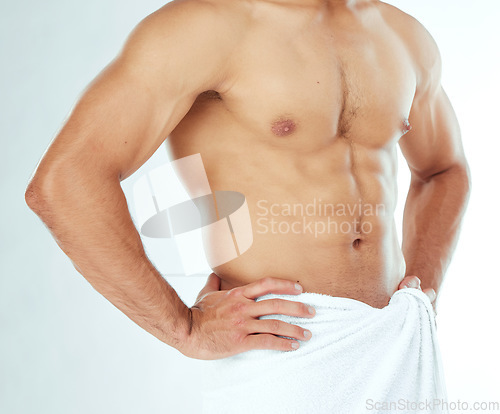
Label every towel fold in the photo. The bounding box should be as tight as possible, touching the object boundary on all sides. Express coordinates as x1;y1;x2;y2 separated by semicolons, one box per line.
200;288;448;414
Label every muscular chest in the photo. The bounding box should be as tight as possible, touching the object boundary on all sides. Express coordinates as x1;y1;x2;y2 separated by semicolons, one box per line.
221;8;416;149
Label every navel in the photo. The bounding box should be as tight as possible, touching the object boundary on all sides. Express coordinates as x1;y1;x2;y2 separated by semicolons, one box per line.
271;118;296;137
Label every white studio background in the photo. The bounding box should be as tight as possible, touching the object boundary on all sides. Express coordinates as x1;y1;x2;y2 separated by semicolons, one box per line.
1;1;498;413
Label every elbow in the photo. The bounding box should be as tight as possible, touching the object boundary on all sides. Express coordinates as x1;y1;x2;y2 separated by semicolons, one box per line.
411;160;471;198
25;177;49;215
436;161;472;201
450;159;472;200
24;168;60;215
426;159;471;185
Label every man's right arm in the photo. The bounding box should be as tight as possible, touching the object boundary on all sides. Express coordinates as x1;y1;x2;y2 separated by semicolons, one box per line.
24;0;240;350
25;0;314;359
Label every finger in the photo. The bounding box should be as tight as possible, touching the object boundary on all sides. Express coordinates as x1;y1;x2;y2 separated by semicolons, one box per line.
399;275;421;290
242;277;303;300
249;298;315;318
243;333;301;352
423;288;437;303
196;273;221;302
248;319;312;341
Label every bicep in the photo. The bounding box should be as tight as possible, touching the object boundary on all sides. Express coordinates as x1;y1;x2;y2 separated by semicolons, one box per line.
52;62;192;182
400;86;465;181
395;11;467;181
37;2;236;182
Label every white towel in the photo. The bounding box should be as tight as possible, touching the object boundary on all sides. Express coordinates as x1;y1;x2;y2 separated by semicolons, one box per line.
200;288;448;414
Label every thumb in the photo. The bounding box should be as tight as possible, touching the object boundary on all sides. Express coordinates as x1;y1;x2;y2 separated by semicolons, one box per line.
195;273;221;302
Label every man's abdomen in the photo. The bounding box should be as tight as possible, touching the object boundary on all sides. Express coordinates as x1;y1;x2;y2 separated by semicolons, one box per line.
204;152;405;309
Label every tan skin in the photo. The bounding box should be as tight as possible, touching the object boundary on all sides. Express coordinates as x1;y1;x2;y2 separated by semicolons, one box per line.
25;0;470;360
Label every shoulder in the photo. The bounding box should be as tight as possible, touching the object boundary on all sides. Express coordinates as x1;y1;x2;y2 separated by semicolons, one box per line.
136;0;250;33
376;2;442;94
124;0;250;54
115;0;251;87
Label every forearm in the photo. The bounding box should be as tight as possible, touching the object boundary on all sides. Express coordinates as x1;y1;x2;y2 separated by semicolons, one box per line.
402;164;470;296
26;166;191;350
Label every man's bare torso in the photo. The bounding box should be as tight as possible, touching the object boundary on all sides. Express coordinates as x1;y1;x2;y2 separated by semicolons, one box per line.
166;0;422;308
25;0;468;357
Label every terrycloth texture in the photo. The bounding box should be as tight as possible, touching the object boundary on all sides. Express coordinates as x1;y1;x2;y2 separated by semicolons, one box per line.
200;288;448;414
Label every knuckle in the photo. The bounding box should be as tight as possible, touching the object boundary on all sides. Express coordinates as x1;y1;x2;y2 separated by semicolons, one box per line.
231;317;246;328
271;300;281;313
228;287;242;297
294;325;304;337
230;302;246;314
271;319;282;331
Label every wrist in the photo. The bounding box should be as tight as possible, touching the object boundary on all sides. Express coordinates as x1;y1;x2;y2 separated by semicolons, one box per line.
168;304;193;351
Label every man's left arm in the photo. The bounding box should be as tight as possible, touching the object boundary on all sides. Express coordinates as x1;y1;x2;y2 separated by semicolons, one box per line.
398;29;471;307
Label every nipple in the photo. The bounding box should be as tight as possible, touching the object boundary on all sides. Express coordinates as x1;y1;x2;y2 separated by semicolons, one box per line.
271;119;296;137
402;119;412;135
